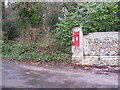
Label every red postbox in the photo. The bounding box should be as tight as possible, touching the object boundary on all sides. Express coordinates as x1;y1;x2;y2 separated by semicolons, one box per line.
74;32;80;46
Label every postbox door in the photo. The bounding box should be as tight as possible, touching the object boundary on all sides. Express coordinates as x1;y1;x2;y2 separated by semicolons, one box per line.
74;32;80;46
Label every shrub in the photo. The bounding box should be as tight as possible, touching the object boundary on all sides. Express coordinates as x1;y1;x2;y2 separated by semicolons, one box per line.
54;17;80;53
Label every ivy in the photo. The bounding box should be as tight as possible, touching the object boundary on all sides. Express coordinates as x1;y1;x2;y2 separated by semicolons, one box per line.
54;2;119;53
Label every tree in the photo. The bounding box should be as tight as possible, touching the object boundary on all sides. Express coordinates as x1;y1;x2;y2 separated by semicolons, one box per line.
16;2;44;29
42;2;63;32
2;2;8;20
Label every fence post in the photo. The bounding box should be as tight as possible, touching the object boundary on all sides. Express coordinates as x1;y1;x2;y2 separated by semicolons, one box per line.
72;26;84;64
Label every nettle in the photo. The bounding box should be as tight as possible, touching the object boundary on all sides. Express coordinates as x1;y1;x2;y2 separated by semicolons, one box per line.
54;2;119;53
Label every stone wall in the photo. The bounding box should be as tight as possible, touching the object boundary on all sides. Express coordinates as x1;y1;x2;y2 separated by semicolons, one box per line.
84;32;120;56
72;27;120;66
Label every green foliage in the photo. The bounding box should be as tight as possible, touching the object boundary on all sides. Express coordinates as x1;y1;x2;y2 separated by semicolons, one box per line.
2;41;71;62
82;2;120;34
2;21;20;41
38;52;71;62
2;41;41;60
54;2;119;53
17;2;44;29
2;2;119;62
54;17;80;53
72;2;120;34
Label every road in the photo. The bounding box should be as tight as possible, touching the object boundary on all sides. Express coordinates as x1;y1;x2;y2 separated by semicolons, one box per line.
2;59;118;88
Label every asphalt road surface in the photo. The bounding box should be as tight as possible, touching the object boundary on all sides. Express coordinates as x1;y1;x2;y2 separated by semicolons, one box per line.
2;59;118;88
